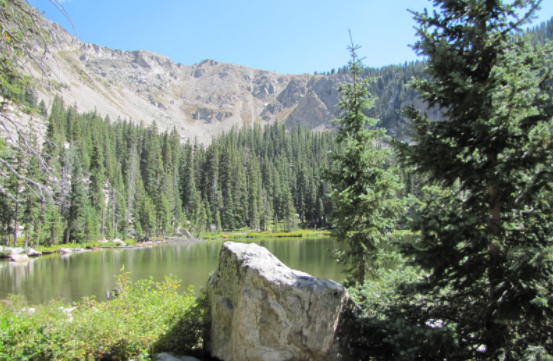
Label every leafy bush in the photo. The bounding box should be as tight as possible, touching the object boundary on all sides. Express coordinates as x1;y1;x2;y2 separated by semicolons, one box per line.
0;272;204;360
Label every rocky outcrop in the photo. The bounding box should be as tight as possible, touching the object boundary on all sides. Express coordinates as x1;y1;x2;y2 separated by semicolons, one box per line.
0;246;24;257
0;247;41;258
206;242;350;361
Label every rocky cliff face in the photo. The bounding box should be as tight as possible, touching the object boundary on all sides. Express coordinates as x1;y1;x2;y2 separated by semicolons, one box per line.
33;21;349;143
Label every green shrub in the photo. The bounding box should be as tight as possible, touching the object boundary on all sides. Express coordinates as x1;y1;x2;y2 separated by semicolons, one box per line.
0;272;204;360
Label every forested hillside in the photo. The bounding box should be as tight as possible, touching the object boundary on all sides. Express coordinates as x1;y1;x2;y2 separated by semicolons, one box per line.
322;16;553;135
0;97;344;245
528;15;553;47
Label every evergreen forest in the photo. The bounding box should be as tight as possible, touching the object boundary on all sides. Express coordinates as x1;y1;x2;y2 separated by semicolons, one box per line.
0;95;348;246
322;15;553;135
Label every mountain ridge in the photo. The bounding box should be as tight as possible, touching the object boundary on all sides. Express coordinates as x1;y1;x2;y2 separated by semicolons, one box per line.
34;15;553;143
33;20;347;143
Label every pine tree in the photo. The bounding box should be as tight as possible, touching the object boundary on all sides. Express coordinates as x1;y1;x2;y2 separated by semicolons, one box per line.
381;1;553;359
44;201;63;246
194;199;207;238
21;130;43;248
89;139;105;239
247;155;261;230
325;39;403;285
220;147;235;231
38;99;48;117
66;152;87;244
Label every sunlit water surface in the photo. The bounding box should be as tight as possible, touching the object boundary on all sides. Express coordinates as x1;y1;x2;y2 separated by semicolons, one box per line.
0;237;344;304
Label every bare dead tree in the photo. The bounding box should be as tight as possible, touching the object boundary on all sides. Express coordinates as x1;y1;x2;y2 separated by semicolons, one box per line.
0;0;70;202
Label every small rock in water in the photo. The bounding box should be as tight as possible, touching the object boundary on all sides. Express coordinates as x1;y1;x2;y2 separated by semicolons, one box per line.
155;352;201;361
9;254;29;262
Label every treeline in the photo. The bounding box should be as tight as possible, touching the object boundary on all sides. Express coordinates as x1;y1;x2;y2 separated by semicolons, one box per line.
0;96;347;245
320;16;553;136
527;15;553;48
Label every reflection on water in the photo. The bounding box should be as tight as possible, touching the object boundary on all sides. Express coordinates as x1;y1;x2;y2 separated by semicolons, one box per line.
0;238;344;304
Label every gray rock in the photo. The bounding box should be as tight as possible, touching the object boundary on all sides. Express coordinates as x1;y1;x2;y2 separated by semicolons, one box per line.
193;107;232;123
9;254;29;262
193;68;206;78
59;248;72;254
0;246;24;256
112;238;125;246
25;248;42;257
276;78;307;108
206;242;350;361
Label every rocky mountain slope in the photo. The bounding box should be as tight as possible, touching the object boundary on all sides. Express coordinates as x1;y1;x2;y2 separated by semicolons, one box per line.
31;16;553;144
33;21;352;143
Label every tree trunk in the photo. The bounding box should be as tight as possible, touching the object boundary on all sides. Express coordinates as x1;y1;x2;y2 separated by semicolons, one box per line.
65;222;70;244
111;185;116;237
101;208;105;240
24;225;29;249
486;152;507;358
12;188;19;247
127;147;137;225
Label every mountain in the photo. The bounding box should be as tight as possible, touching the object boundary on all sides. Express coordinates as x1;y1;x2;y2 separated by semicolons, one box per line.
33;16;553;143
33;21;349;143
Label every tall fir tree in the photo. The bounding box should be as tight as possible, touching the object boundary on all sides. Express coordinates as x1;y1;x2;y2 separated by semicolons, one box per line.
325;39;403;285
66;152;88;244
89;139;105;239
379;1;553;359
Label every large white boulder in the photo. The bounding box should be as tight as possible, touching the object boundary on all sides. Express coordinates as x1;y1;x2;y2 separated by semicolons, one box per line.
206;242;350;361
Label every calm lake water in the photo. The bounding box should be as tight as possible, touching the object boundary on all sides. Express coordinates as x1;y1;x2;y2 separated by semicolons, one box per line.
0;237;344;304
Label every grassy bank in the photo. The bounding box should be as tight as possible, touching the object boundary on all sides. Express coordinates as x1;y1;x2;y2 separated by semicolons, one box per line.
34;241;132;253
214;229;330;241
32;238;175;253
0;273;206;360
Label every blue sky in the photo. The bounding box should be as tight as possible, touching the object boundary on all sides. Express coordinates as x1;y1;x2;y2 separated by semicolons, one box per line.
31;0;553;75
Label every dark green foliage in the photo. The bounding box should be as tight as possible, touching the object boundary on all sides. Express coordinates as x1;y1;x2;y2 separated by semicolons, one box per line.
153;288;210;357
66;153;88;243
325;41;404;285
38;99;48;117
0;0;47;109
528;16;553;48
331;16;553;138
365;1;553;360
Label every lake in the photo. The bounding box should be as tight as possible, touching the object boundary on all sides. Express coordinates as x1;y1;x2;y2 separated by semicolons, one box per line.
0;237;345;304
